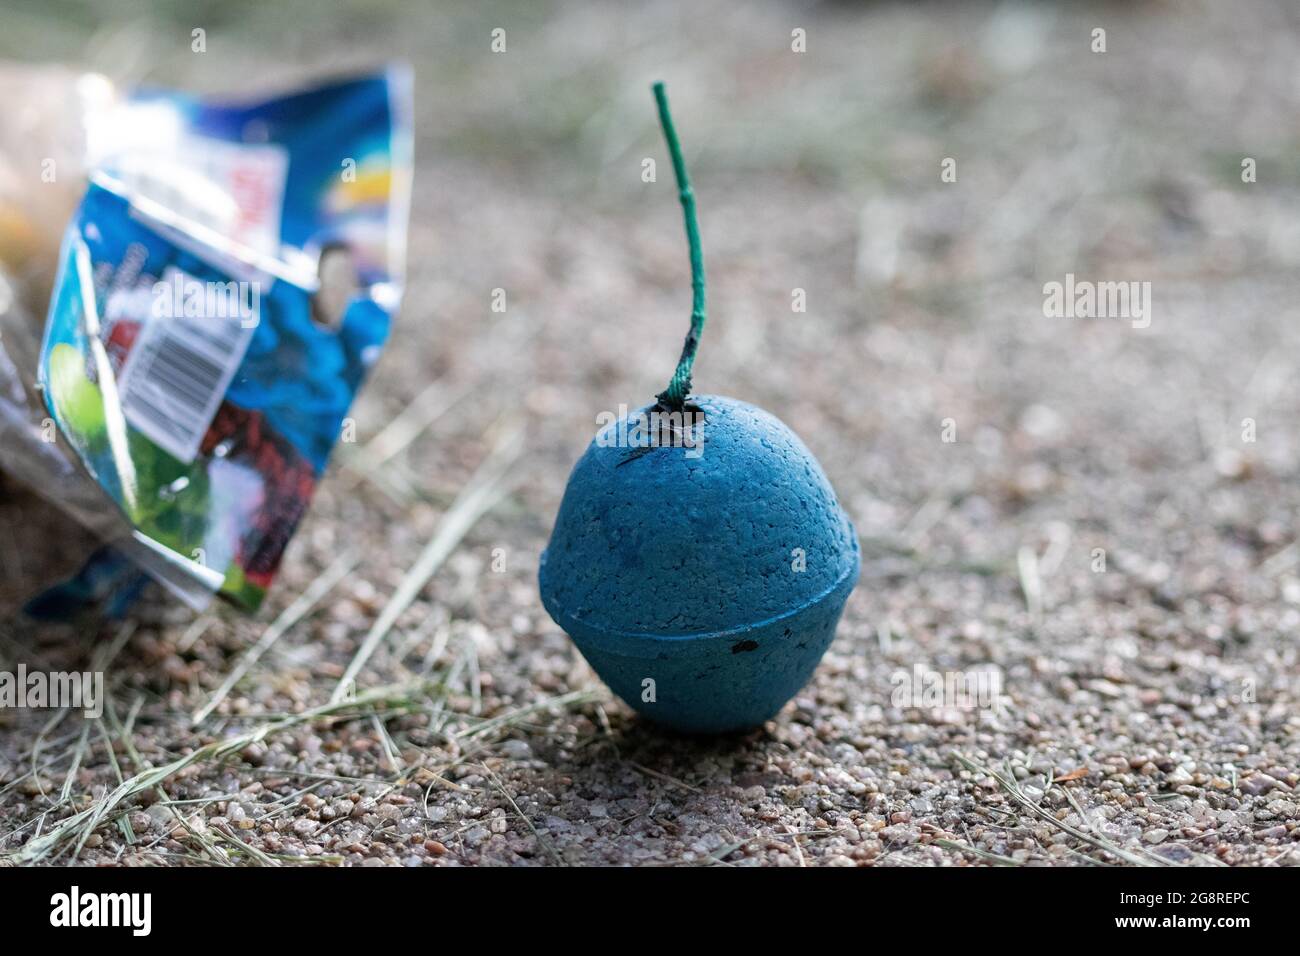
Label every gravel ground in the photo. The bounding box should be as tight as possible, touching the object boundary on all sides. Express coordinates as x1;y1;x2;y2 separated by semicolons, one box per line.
1;0;1299;866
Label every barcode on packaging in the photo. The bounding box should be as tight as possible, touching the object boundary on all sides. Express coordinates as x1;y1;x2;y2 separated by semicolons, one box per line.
117;267;256;464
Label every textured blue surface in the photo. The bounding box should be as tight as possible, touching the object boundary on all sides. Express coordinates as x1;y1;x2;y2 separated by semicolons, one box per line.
539;395;860;733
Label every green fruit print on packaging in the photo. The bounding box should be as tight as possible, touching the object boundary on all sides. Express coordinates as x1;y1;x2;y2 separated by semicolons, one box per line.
47;342;107;448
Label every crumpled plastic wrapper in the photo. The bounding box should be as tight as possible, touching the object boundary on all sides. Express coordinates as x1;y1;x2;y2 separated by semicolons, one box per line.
0;62;410;613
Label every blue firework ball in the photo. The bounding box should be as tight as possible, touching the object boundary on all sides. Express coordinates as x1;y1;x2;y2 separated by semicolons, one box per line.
539;395;860;733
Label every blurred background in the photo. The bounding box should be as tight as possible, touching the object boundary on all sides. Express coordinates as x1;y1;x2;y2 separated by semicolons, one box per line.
1;0;1298;866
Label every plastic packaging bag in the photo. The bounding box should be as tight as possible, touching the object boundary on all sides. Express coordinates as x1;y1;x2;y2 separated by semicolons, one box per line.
0;66;412;613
